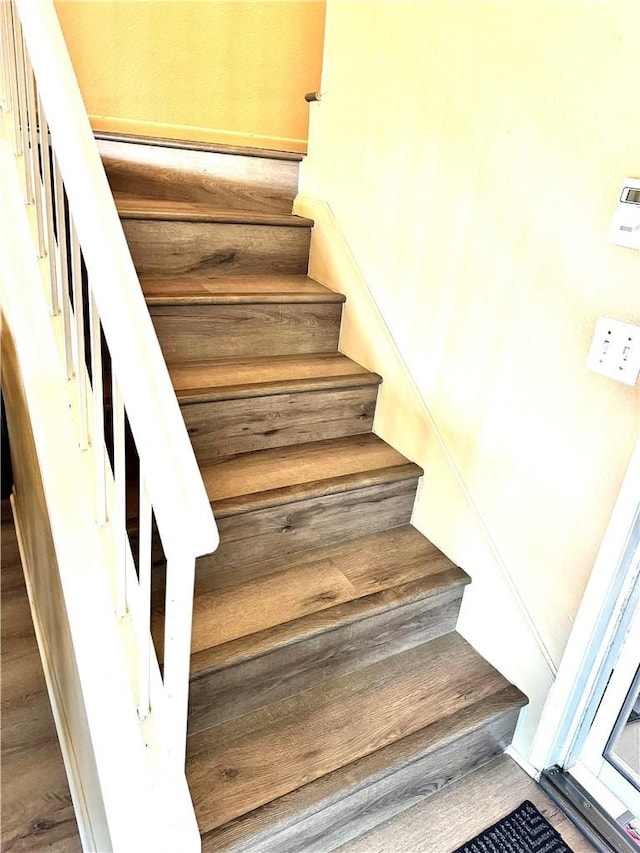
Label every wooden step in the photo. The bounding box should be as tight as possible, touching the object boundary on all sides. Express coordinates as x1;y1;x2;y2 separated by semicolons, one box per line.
140;273;344;305
203;433;416;512
180;526;469;733
169;354;381;459
185;633;528;839
99;135;301;214
97;132;304;161
116;195;314;227
134;435;421;584
192;434;421;577
117;196;312;277
201;684;527;853
142;276;343;363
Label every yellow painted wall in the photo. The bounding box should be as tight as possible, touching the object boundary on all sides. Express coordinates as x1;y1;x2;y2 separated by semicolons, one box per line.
301;1;640;752
54;0;326;152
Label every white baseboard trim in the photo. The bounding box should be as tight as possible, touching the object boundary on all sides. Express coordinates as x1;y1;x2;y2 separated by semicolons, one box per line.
506;744;541;780
296;194;557;762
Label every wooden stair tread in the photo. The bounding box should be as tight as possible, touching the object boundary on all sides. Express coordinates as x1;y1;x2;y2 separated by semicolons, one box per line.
189;563;466;680
140;274;344;305
186;633;526;835
200;434;422;516
201;684;527;852
115;194;313;227
96;131;304;161
178;525;468;659
168;354;381;403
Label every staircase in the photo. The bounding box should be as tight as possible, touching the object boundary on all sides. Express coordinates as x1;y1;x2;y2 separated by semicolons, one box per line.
102;139;527;852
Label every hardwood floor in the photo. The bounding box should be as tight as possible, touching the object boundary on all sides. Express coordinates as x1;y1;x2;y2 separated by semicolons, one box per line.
0;502;81;852
337;755;597;853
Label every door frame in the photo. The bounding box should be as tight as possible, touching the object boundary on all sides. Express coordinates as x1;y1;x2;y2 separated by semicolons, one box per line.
529;436;640;775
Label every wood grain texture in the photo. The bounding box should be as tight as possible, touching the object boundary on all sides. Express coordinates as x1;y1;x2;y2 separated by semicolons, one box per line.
168;354;376;400
1;506;81;853
149;302;342;362
182;523;463;655
182;386;379;460
100;138;300;213
98;134;304;162
203;693;525;853
196;477;419;578
122;218;311;276
142;274;345;305
115;194;313;227
186;524;466;666
192;521;462;604
189;559;357;651
186;634;524;834
190;570;467;682
201;434;417;507
337;755;596;853
187;587;466;734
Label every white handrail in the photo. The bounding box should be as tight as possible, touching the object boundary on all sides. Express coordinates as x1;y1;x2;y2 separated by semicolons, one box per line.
15;0;218;562
2;0;219;806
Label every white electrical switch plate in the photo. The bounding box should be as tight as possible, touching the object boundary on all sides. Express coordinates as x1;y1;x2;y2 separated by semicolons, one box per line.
586;317;640;386
608;177;640;249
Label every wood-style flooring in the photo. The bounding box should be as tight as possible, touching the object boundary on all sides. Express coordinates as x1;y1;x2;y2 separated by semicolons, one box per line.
0;502;81;852
337;754;597;853
0;504;550;853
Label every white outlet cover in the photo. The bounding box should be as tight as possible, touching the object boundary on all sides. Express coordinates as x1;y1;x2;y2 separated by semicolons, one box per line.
586;317;640;386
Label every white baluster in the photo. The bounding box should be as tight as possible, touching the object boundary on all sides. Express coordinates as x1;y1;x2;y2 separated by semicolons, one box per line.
89;289;106;524
112;376;127;617
162;553;196;769
7;2;20;154
24;54;45;256
0;1;12;114
70;223;88;449
53;154;73;378
39;102;59;314
138;477;152;719
13;24;32;200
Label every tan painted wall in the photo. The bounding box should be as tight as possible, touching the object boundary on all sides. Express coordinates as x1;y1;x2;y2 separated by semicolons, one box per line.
300;1;640;751
54;0;326;153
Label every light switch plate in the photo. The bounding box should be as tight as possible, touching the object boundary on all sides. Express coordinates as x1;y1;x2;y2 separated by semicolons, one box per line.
586;317;640;386
608;177;640;249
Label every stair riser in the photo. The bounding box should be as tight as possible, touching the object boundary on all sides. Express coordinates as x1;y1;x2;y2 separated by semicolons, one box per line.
123;219;311;276
197;478;419;581
99;140;300;214
210;708;521;853
182;386;379;461
150;303;342;362
188;587;465;735
145;478;419;597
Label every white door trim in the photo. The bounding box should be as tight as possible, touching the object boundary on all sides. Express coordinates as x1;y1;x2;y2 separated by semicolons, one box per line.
575;581;640;819
529;437;640;772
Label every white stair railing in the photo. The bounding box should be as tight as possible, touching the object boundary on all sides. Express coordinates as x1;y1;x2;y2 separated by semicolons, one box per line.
0;0;217;798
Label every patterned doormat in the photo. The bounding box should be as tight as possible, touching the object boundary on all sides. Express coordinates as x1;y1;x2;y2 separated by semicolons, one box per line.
453;800;575;853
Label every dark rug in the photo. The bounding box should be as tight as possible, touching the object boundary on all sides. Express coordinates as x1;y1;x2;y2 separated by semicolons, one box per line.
453;800;575;853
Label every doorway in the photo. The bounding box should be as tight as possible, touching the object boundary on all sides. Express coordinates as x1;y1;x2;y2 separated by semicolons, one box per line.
532;440;640;851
